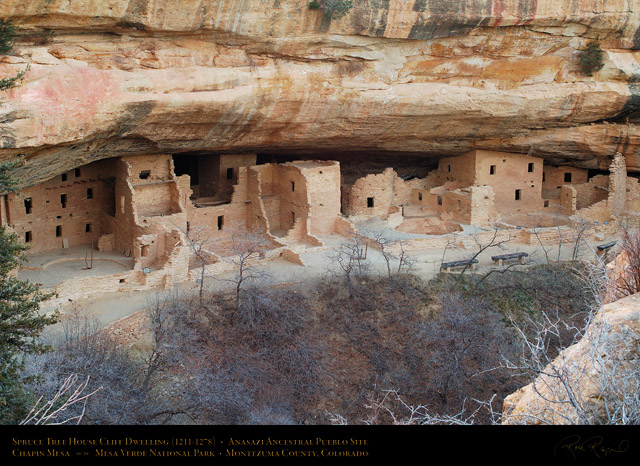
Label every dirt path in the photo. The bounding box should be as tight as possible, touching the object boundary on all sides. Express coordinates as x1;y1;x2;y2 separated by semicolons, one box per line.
39;233;617;331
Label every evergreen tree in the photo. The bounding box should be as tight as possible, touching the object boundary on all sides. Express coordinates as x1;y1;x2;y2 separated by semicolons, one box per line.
0;19;15;54
0;19;27;91
0;162;58;424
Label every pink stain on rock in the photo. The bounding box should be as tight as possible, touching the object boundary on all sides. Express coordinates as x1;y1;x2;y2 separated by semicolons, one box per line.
10;66;122;138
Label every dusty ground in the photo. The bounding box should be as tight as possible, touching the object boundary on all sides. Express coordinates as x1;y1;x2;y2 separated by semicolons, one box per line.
35;229;618;344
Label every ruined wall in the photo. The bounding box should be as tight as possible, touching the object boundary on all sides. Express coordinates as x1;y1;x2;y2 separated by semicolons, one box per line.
573;175;609;210
608;152;627;219
342;168;395;219
542;165;589;196
437;152;476;186
469;185;496;226
440;189;473;225
212;154;256;201
297;161;341;236
559;185;577;216
186;167;250;240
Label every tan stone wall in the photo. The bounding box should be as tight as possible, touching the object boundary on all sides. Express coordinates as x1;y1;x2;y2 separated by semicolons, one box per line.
5;159;114;253
542;165;589;193
473;150;544;215
573;175;609;210
214;154;257;200
297;161;341;236
559;185;577;216
608;152;627;219
437;152;476;186
342;168;396;218
469;185;496;226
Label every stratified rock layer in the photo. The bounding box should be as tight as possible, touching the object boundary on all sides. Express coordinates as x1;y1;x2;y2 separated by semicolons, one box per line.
2;1;640;187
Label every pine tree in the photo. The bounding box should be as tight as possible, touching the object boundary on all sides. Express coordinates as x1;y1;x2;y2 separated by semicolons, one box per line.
0;19;27;91
0;163;58;424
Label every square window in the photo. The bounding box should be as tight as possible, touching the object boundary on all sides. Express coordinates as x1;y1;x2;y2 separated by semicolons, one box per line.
564;172;572;182
367;197;374;208
515;189;521;201
528;162;534;173
490;165;496;175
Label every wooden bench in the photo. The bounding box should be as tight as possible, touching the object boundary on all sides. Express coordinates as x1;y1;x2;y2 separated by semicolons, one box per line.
441;259;478;272
491;252;529;266
597;241;617;255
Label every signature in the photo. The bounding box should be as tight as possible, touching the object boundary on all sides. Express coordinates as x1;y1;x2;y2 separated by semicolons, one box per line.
555;435;629;459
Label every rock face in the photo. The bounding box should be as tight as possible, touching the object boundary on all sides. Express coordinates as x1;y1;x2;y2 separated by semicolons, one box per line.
2;1;640;187
502;292;640;425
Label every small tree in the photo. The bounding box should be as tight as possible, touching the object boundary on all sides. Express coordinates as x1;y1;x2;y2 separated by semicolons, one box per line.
309;0;353;19
578;41;604;77
0;19;15;54
1;19;28;92
224;226;272;324
0;156;59;423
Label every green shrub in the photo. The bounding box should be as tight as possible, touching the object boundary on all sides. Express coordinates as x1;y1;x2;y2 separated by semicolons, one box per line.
308;0;353;19
0;19;15;54
578;41;604;77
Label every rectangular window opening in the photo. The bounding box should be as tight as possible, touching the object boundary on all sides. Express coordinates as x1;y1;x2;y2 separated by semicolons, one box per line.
75;168;81;178
217;215;224;231
226;167;234;180
24;198;32;214
437;196;443;206
490;165;496;175
56;225;62;237
87;188;93;199
528;162;534;173
367;197;374;208
85;223;92;233
291;181;295;192
418;192;423;201
61;173;67;182
25;231;32;243
542;172;546;182
291;211;296;224
515;189;521;201
139;170;151;180
544;200;550;208
60;194;67;209
564;172;572;182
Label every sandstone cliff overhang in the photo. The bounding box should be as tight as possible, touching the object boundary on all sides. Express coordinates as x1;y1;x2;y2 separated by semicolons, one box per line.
2;1;640;188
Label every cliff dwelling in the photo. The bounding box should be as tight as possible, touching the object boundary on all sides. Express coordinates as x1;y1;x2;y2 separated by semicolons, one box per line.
1;148;638;305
